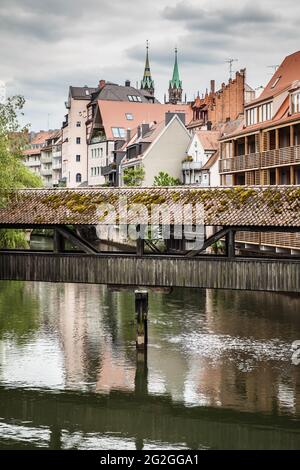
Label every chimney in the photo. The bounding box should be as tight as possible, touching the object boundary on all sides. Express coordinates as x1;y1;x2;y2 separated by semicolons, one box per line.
210;80;215;94
137;125;141;138
125;80;131;87
141;123;150;138
127;128;131;142
98;79;106;90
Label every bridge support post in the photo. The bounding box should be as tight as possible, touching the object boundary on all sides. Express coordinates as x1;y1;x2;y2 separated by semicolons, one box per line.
226;230;236;258
135;290;148;350
136;225;145;256
53;230;65;253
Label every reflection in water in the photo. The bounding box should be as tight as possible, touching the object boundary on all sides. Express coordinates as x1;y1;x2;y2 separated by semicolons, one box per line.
0;281;299;449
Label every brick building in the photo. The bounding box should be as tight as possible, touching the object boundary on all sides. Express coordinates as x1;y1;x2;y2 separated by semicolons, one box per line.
188;70;255;131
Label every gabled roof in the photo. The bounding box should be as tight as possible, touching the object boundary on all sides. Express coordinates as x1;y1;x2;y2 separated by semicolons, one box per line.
70;86;97;100
195;130;220;151
202;150;220;170
92;83;157;103
98;101;192;140
246;50;300;106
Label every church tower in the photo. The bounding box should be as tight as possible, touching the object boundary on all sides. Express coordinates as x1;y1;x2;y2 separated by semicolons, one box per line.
140;40;155;96
168;48;183;104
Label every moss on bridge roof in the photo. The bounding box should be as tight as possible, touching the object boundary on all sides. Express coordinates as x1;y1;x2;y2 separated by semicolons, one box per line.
0;186;299;227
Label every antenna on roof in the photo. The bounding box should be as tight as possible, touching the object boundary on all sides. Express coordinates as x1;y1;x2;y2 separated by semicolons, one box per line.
268;65;279;73
225;58;238;79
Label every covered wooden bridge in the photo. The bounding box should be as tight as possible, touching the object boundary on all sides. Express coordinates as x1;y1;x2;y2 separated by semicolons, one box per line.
0;186;299;292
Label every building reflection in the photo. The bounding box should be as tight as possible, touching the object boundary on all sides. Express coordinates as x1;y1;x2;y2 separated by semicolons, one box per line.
0;281;299;419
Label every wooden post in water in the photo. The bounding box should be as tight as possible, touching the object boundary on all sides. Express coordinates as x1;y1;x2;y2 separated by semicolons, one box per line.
135;290;148;350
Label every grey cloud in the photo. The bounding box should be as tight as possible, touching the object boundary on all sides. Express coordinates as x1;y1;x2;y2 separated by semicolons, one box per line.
163;1;280;34
1;0;300;130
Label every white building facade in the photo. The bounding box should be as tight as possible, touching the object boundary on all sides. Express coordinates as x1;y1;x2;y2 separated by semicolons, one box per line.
183;131;220;186
62;86;97;187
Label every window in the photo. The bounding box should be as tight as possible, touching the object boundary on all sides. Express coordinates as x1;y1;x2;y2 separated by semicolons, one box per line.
291;92;300;114
112;127;125;138
76;173;82;183
271;76;281;89
127;95;142;102
126;113;134;120
76;121;81;127
246;103;273;126
76;155;80;162
76;137;81;144
246;107;258;126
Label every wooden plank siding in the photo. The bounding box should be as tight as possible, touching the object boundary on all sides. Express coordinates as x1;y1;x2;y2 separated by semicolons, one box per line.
0;252;299;293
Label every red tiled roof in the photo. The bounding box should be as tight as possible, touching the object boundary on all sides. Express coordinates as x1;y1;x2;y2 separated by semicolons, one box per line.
98;101;193;140
246;50;300;106
202;150;220;170
196;130;220;151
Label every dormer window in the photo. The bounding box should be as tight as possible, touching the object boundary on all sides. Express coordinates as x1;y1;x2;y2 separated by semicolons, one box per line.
112;127;125;138
246;102;272;126
271;76;281;89
128;95;142;102
291;92;300;114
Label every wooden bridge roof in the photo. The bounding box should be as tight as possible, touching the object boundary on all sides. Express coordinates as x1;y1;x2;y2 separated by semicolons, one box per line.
0;186;300;227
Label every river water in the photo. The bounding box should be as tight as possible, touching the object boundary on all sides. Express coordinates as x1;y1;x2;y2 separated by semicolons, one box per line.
0;276;299;450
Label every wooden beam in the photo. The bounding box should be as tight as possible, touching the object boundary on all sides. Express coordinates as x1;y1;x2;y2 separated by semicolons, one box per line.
290;124;295;147
226;230;236;258
290;165;295;185
56;226;98;254
275;128;280;150
275;167;280;185
185;227;230;257
53;230;65;253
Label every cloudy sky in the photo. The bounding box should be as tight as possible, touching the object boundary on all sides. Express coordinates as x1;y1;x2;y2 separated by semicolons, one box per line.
0;0;298;130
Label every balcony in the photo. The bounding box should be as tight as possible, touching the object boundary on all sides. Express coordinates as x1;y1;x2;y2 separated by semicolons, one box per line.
40;167;52;176
52;161;61;170
219;145;300;174
25;160;40;168
261;145;300;168
219;152;260;173
40;154;52;164
182;161;203;171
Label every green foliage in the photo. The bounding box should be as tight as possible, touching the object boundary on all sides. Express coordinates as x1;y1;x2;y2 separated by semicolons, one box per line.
0;95;43;248
211;240;225;254
123;166;145;186
153;171;181;186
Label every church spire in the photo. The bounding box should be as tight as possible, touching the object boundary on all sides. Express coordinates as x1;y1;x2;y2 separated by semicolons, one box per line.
168;47;183;104
141;40;155;96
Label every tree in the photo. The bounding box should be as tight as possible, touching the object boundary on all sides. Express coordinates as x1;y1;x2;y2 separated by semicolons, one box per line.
123;165;145;186
153;171;181;186
0;95;43;248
